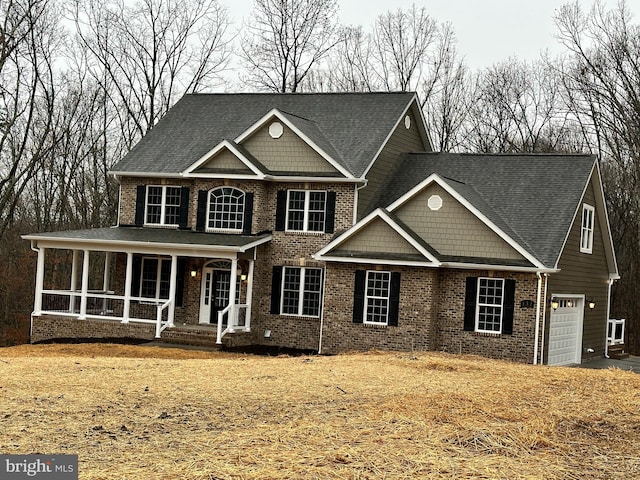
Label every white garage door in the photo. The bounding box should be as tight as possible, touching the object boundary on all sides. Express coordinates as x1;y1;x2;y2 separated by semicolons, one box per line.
548;298;583;366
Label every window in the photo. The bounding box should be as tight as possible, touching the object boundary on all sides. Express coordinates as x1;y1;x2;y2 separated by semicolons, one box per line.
145;186;182;226
476;277;504;333
207;187;245;232
352;270;401;326
581;204;594;254
464;277;515;335
364;271;391;325
271;266;323;317
287;190;326;232
140;257;171;300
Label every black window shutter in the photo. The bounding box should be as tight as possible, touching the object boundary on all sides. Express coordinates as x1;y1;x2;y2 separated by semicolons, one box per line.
325;191;336;234
178;187;190;229
175;258;186;307
134;186;146;226
131;255;142;299
243;193;254;235
388;272;401;326
275;190;287;231
502;279;516;335
464;277;478;331
353;270;366;323
270;266;283;314
196;190;208;232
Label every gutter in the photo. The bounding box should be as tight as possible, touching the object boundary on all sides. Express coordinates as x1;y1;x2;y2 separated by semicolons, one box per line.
318;269;329;354
533;272;543;365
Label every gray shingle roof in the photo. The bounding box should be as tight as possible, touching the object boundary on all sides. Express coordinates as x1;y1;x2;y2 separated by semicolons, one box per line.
372;153;596;268
111;92;417;177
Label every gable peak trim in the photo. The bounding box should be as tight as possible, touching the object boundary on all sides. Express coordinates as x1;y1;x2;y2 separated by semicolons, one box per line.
182;139;266;178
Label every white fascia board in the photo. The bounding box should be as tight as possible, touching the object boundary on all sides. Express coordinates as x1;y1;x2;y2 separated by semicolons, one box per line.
387;174;546;270
362;94;426;179
313;255;439;267
440;262;558;274
263;174;364;184
593;161;619;276
234;109;354;179
23;234;272;258
314;207;439;265
182;140;266;178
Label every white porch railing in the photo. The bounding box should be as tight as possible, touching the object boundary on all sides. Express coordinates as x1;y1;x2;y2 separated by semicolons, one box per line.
607;318;625;345
216;303;250;344
39;289;172;327
155;299;173;338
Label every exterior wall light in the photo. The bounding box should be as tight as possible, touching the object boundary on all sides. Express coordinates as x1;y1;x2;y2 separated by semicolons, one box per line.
551;297;559;310
190;269;198;278
588;298;596;309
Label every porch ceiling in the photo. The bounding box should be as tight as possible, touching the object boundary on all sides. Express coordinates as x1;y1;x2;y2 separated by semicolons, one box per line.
22;227;272;257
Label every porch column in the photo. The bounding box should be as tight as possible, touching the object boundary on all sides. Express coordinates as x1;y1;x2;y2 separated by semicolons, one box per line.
229;257;238;332
243;259;254;332
33;246;46;315
122;252;133;323
69;249;80;313
168;255;177;327
102;252;112;314
78;249;90;319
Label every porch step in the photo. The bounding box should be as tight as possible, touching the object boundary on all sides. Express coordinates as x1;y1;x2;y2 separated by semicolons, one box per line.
608;344;629;360
157;325;252;349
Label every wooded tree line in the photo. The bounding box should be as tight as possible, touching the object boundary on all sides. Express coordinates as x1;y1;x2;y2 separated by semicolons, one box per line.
1;0;639;352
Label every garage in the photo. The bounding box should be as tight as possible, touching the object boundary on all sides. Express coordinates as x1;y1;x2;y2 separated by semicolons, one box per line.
547;297;583;366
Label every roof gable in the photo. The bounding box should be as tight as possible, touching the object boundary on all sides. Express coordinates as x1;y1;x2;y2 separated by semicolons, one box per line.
110;92;418;177
185;140;266;178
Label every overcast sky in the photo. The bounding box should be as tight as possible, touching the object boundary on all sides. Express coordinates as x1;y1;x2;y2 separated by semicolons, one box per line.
225;0;625;70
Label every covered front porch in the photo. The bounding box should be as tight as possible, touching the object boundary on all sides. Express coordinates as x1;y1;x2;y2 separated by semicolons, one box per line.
22;227;271;344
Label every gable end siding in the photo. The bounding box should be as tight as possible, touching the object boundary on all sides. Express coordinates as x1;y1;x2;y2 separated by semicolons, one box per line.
546;177;611;362
358;109;428;217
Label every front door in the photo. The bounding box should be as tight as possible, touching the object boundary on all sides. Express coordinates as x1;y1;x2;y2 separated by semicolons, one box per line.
199;266;240;324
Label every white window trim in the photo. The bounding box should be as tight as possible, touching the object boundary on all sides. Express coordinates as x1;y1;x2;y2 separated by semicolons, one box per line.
144;185;181;227
285;190;327;233
580;203;594;254
363;270;391;326
140;257;170;301
280;266;323;318
206;187;245;233
475;277;504;334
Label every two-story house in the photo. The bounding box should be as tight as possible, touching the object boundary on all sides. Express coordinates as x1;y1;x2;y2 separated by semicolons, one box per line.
23;93;619;365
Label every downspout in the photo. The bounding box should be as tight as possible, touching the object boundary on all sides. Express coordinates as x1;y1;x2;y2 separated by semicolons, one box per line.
29;241;41;342
540;273;549;365
533;272;543;365
318;268;328;354
353;179;368;225
604;278;614;358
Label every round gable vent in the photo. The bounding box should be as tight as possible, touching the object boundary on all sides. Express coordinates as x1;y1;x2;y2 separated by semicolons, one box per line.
428;194;443;211
404;115;411;129
269;121;284;139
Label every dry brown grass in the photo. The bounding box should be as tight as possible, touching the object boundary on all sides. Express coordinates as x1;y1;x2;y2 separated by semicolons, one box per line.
1;344;639;479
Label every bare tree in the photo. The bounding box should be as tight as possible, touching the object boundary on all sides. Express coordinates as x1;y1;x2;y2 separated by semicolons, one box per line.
67;0;233;146
371;4;438;92
555;0;640;353
240;0;340;92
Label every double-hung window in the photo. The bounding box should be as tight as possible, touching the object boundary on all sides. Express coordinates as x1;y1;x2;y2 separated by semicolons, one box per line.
475;277;504;333
580;204;594;254
207;187;245;232
464;276;515;335
364;271;392;325
145;186;181;226
140;257;171;300
273;266;323;317
287;190;327;232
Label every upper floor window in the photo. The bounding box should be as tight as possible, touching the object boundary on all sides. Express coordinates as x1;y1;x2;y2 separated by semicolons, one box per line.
580;204;594;254
275;190;336;234
207;187;245;232
146;186;181;226
135;185;188;228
